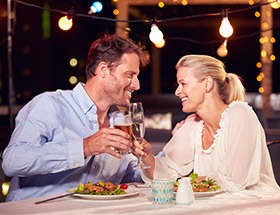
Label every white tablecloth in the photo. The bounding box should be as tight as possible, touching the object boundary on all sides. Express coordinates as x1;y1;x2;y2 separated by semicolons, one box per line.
0;186;280;215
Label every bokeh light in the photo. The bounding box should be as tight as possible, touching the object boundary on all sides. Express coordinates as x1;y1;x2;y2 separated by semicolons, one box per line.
113;9;119;15
69;58;78;67
69;76;78;85
2;182;10;196
158;2;164;8
256;62;262;68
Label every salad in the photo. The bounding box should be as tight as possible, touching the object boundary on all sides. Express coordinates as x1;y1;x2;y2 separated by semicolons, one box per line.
174;173;221;192
73;181;127;195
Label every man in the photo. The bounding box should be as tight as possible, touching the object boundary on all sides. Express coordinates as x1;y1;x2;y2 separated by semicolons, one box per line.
2;34;150;201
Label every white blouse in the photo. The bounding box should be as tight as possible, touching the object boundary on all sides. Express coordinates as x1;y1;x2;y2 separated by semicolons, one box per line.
146;101;280;192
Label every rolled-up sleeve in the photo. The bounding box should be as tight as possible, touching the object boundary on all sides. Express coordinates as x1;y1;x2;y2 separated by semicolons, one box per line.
2;94;85;177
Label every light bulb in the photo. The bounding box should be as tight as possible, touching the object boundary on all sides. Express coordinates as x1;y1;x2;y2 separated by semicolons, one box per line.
268;0;280;9
217;40;228;57
92;1;103;13
149;24;164;44
154;38;166;48
219;17;233;38
58;16;73;31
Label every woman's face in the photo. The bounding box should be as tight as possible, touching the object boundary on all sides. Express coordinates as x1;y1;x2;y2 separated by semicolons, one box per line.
175;67;206;113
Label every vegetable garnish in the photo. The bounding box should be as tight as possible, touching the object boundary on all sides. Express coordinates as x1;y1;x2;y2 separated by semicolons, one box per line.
120;184;128;190
174;173;221;192
73;181;127;195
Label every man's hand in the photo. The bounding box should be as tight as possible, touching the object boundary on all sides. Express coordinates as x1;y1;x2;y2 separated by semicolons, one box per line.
172;119;186;136
172;114;199;135
83;127;132;159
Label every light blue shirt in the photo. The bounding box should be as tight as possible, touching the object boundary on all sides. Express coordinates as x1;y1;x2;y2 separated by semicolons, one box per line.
2;83;142;201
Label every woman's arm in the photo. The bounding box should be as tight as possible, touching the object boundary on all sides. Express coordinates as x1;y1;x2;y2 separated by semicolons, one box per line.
213;103;264;190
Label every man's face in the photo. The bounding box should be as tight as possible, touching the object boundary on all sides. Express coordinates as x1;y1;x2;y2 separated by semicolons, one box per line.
104;53;140;106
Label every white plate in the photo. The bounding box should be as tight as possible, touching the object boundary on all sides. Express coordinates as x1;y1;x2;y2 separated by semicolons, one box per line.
66;186;139;200
174;189;223;198
193;189;223;197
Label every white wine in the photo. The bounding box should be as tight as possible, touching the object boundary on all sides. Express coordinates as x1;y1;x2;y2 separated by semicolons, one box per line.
132;123;145;140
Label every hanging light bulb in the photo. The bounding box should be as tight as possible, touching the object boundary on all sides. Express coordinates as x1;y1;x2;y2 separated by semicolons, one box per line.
219;9;234;38
58;8;76;31
154;38;166;48
149;24;164;44
58;15;73;31
268;0;280;9
217;40;228;57
89;1;103;14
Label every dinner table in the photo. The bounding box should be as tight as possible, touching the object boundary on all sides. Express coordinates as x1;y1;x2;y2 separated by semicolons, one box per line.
0;183;280;215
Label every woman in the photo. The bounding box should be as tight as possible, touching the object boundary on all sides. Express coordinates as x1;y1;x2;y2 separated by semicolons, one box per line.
139;54;279;192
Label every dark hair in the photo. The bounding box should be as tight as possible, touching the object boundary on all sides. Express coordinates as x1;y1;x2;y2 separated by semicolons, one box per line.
85;34;150;79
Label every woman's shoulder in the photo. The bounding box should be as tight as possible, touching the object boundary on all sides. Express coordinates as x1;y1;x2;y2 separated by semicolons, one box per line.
226;101;253;115
223;101;259;124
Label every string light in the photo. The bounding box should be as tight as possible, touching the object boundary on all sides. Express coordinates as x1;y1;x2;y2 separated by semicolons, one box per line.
217;40;228;57
149;24;164;44
219;9;234;38
158;2;165;8
268;0;280;9
58;8;76;31
154;38;166;48
58;16;73;31
259;87;264;93
256;62;262;68
69;58;78;67
113;9;119;15
69;76;78;85
89;1;103;14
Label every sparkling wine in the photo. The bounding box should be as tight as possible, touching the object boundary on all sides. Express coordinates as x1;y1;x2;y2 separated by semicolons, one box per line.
132;123;145;140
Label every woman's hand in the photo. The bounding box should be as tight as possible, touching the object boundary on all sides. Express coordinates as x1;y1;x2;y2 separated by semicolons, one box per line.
132;139;151;157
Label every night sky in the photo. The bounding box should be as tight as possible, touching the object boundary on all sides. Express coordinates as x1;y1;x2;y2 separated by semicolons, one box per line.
0;0;279;106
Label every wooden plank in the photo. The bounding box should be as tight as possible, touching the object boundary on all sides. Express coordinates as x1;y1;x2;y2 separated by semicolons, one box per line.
116;0;129;38
260;4;273;118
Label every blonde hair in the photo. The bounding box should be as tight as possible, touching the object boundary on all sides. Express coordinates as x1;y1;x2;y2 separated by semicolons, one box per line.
176;55;245;104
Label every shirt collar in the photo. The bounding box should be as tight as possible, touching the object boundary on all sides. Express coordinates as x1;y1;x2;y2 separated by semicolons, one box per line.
73;82;97;115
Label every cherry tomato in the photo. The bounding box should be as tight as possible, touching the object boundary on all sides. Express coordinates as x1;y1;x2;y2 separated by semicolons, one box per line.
120;184;128;190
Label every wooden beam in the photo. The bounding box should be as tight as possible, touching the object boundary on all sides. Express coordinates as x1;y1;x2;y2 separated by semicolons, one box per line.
115;0;129;38
260;3;273;118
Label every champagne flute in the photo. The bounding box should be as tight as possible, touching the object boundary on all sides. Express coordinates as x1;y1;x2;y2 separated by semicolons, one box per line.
112;109;132;155
130;102;151;169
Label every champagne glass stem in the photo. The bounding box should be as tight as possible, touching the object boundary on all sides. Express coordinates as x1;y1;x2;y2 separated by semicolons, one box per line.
134;138;150;170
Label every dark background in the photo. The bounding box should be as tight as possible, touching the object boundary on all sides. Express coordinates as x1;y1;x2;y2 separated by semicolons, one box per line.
0;0;279;150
